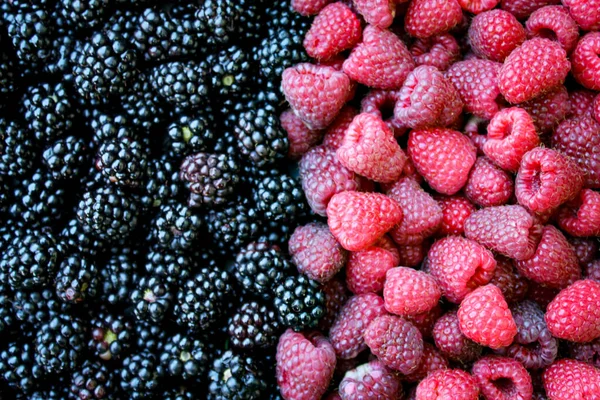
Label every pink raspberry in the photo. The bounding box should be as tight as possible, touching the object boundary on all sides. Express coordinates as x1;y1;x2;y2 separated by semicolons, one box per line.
292;0;333;15
433;311;483;363
500;0;561;20
386;177;443;245
436;195;476;236
352;0;397;28
498;38;570;104
405;305;441;339
526;5;579;53
543;359;600;400
276;329;337;400
570;237;599;265
570;339;600;369
303;3;362;60
562;0;600;31
416;369;480;400
558;189;600;237
336;114;407;183
282;63;353;130
329;293;387;359
569;88;597;118
360;89;404;134
546;279;600;343
364;315;424;374
408;128;476;195
428;236;497;303
339;360;403;400
445;59;503;119
465;156;514;207
403;342;449;383
383;267;441;317
520;85;571;135
280;109;323;160
409;34;460;71
490;256;529;304
457;0;499;14
319;277;350;332
346;236;400;295
322;106;358;150
468;9;526;62
404;0;463;39
571;33;600;91
515;147;584;214
397;242;428;268
343;25;416;90
472;356;533;400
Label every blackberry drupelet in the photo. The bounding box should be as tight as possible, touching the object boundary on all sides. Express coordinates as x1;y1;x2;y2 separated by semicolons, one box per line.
196;0;240;45
208;350;267;400
34;313;86;373
43;30;80;78
120;350;164;400
264;0;311;31
59;0;110;30
149;60;210;111
0;118;37;177
159;333;209;382
88;110;137;143
253;174;308;223
144;246;193;286
166;112;215;158
69;360;116;400
22;82;77;142
89;312;133;361
55;254;99;304
0;284;14;335
140;156;182;211
208;45;253;99
235;0;264;42
122;72;167;130
9;168;66;226
228;302;282;350
130;275;172;323
6;4;54;65
180;152;240;207
12;288;71;328
162;386;195;400
0;52;18;101
104;8;137;42
95;138;148;188
274;275;326;331
42;135;88;180
205;199;262;255
98;250;139;305
60;218;105;257
255;28;309;82
0;341;44;395
257;220;294;251
150;203;202;252
133;321;167;353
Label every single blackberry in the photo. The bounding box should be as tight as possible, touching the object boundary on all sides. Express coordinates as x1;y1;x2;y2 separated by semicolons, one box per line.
98;249;139;306
133;321;168;353
228;302;282;350
166;112;215;158
196;0;240;45
140;156;182;211
95;138;148;187
55;254;99;304
130;275;172;323
42;136;89;180
150;203;202;253
144;245;194;286
253;174;308;223
88;110;138;143
0;284;14;335
60;218;106;257
89;312;133;361
274;275;326;331
122;72;167;130
149;60;210;111
104;8;137;43
264;1;311;32
69;360;116;400
12;288;71;328
34;313;86;373
255;28;309;82
0;341;44;395
0;118;38;177
205;199;262;255
207;45;253;99
23;82;77;143
59;0;110;31
257;220;294;251
207;350;267;400
233;242;292;299
6;5;54;64
120;350;164;400
159;333;209;382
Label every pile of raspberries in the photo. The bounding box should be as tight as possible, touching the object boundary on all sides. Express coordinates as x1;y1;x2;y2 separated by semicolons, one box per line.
274;0;600;399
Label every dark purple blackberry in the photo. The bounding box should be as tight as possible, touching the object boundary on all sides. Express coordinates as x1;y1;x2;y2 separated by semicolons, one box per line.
162;386;194;400
570;339;600;368
265;0;311;31
42;135;89;180
98;249;139;306
120;350;164;400
196;0;240;45
255;27;309;82
0;284;15;335
166;112;215;158
122;72;167;130
235;0;265;42
0;118;38;177
95;138;148;188
34;313;86;373
69;360;116;400
180;152;240;207
257;220;294;251
43;31;80;78
159;333;209;382
208;45;253;99
130;275;172;323
140;156;182;211
55;254;99;304
207;350;267;400
253;174;308;223
149;60;210;111
60;218;106;257
228;302;282;351
206;199;262;255
133;321;168;353
59;0;110;31
6;4;54;65
144;245;193;286
150;203;202;253
12;288;71;328
0;340;44;395
104;8;137;43
89;312;133;361
88;110;137;143
274;275;326;331
0;52;18;101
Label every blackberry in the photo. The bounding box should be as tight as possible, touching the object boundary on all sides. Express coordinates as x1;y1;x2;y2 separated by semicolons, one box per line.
206;199;262;255
159;333;209;382
212;128;240;162
228;302;282;350
196;0;240;45
88;110;137;143
166;112;215;158
274;275;326;331
162;386;194;400
98;249;139;305
133;321;167;353
207;45;253;99
140;156;182;210
0;52;18;100
42;135;89;180
69;360;116;400
34;314;86;373
257;220;294;251
0;118;37;177
120;350;164;400
180;152;240;207
95;138;148;187
0;284;14;335
253;174;308;223
235;0;265;43
122;72;167;130
12;288;71;328
144;245;193;286
130;275;172;323
255;28;309;82
89;312;133;361
43;31;80;78
30;377;70;400
149;60;210;111
0;341;44;395
207;350;267;400
150;203;202;253
60;218;105;257
59;0;110;31
6;5;54;64
104;8;137;43
265;1;311;32
55;254;99;304
233;242;292;299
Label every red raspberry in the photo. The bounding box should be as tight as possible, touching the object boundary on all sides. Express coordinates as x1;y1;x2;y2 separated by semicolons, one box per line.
404;0;463;39
303;3;362;60
433;311;483;363
527;282;560;309
319;277;350;331
435;195;476;236
386;177;443;245
526;5;579;53
416;369;480;400
457;0;499;14
562;0;600;31
558;189;600;237
408;128;476;195
292;0;333;15
428;236;497;303
571;33;600;91
364;314;424;374
500;0;561;20
520;85;571;135
397;242;428;268
489;256;529;304
445;59;503;119
282;63;353;130
515;147;584;214
403;342;449;383
280;109;323;160
468;10;526;62
383;267;441;317
570;237;599;265
346;236;400;295
352;0;397;28
546;279;600;343
339;360;403;400
570;339;600;369
552;117;600;189
336;113;407;183
276;329;337;400
406;304;441;339
595;94;600;124
322;106;358;150
409;34;460;71
343;25;416;90
543;359;600;400
569;88;597;118
472;356;533;400
465;156;514;207
329;293;387;359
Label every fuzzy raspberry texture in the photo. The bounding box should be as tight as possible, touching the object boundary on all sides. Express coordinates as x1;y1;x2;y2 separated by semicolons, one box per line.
515;147;584;214
404;0;463;39
526;5;579;53
329;293;387;359
468;10;526;62
472;356;533;400
364;315;424;374
571;33;600;91
408;128;476;196
327;191;403;252
304;3;362;60
543;359;600;400
337;114;406;183
570;237;599;266
394;65;463;129
570;339;600;369
343;26;416;90
339;360;402;400
499;38;570;104
323;106;358;150
383;267;441;317
465;156;514;207
403;342;449;383
433;311;483;363
280;109;323;160
292;0;333;15
428;236;497;304
500;0;561;20
436;195;476;236
490;256;529;304
387;177;443;245
562;0;600;31
353;0;396;29
558;189;600;237
520;85;570;135
410;34;460;71
282;63;352;130
319;277;349;332
397;243;428;268
276;329;337;400
445;59;503;119
345;236;400;295
546;279;600;343
416;369;480;400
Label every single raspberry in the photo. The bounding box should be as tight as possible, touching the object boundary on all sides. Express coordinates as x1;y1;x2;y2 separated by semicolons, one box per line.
435;195;476;236
336;113;407;183
339;360;402;400
445;59;503;119
303;3;362;60
558;189;600;237
489;256;529;304
404;0;463;39
292;0;334;15
427;236;497;303
346;236;400;295
520;85;571;135
342;25;416;90
562;0;600;31
570;237;599;265
352;0;397;28
498;38;570;104
319;277;350;332
543;359;600;400
276;329;336;400
416;369;480;400
360;90;404;135
526;5;579;53
409;34;460;71
527;282;560;309
329;293;387;359
280;109;323;160
571;33;600;91
545;279;600;343
387;177;443;245
468;10;526;62
405;305;441;339
282;63;353;130
397;243;428;268
569;89;597;118
500;0;561;20
459;0;500;13
383;267;441;317
515;147;584;214
570;339;600;368
472;356;533;400
364;315;424;374
465;156;514;207
322;106;358;150
403;342;449;383
433;311;483;363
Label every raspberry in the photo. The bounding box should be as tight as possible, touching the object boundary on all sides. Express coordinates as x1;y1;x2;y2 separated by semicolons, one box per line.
472;356;533;400
543;359;600;400
570;237;599;265
585;260;600;283
364;315;424;374
409;34;460;71
352;0;397;28
387;177;443;245
276;329;336;400
303;3;362;60
435;195;476;236
383;267;441;317
526;5;579;53
339;360;403;400
458;0;500;14
336;113;407;183
397;243;428;268
545;279;600;343
416;369;480;400
280;109;323;160
346;236;400;295
342;25;416;90
500;0;561;20
558;189;600;237
445;59;503;119
329;293;387;359
282;63;353;130
407;128;476;195
428;236;497;303
360;90;404;135
319;277;350;332
465;156;514;207
327;191;403;252
569;89;597;118
570;339;600;368
404;0;463;39
433;311;483;363
406;305;442;339
562;0;600;31
490;256;529;304
322;106;358;150
571;33;600;91
403;342;449;383
520;85;571;135
515;147;584;214
498;38;570;104
292;0;333;15
595;94;600;124
468;10;526;62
